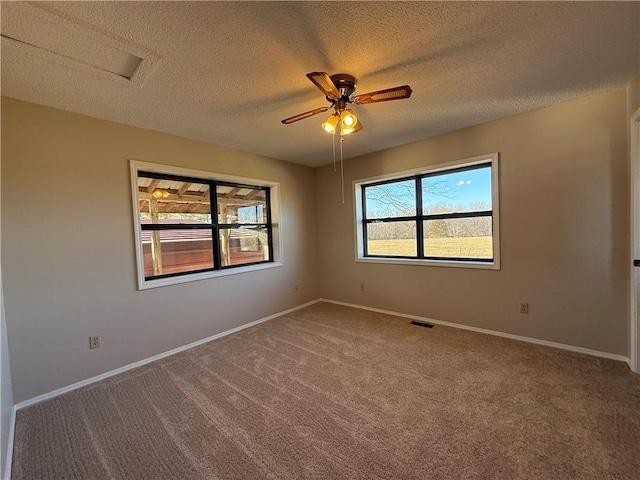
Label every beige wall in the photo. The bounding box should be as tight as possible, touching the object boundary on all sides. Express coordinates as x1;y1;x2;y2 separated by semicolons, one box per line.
1;98;319;403
633;2;640;114
317;85;630;356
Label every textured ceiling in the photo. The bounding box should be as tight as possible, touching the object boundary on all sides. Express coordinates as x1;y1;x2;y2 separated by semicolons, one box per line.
2;1;639;167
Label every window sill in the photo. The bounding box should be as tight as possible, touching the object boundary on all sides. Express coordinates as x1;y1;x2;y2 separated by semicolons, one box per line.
138;262;284;290
355;257;500;270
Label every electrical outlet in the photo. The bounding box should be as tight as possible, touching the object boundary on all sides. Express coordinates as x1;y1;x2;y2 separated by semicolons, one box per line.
360;283;365;291
520;303;529;314
89;335;101;349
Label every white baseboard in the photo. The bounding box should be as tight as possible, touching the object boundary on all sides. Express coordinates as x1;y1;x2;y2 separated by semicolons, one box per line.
320;298;630;363
3;405;16;480
15;299;322;410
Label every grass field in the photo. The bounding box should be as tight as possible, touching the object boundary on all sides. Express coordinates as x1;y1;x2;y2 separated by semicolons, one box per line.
367;236;492;258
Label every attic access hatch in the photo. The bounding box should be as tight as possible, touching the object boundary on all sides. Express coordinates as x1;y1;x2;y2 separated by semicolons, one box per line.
0;2;159;86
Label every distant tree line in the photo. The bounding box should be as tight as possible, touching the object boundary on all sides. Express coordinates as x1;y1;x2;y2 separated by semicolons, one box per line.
367;202;492;240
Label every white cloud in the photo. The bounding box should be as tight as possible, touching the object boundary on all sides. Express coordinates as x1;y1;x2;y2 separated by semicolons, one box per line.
456;180;464;186
466;180;472;185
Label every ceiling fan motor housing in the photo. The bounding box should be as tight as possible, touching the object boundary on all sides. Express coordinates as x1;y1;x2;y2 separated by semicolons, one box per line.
328;73;357;105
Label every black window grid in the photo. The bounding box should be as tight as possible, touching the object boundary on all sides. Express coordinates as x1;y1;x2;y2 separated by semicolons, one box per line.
138;171;274;280
361;162;493;262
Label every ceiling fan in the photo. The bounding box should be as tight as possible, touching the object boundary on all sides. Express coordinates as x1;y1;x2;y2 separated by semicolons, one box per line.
281;72;412;135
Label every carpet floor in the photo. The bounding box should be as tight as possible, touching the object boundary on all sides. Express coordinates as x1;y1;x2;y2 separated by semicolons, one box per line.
12;302;640;479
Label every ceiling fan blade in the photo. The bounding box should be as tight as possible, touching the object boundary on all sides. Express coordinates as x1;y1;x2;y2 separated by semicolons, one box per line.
353;85;413;105
306;72;341;100
281;106;329;125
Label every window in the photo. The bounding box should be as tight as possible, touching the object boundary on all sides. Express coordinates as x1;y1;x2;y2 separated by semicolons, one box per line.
131;161;281;289
354;153;499;269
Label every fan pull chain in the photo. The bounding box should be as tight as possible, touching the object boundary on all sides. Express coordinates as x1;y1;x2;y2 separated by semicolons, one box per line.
340;136;345;204
332;132;336;172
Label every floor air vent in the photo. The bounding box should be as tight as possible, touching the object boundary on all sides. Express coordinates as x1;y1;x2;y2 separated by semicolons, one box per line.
410;321;434;329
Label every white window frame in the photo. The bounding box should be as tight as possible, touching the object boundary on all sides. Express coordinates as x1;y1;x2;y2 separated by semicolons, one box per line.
353;153;500;270
130;160;283;290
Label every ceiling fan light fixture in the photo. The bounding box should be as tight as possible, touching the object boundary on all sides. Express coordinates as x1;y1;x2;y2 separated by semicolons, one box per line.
341;120;363;136
340;109;358;128
322;113;339;134
152;189;170;199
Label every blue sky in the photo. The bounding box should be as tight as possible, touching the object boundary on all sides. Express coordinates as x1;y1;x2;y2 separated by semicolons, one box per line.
365;166;492;217
422;166;492;208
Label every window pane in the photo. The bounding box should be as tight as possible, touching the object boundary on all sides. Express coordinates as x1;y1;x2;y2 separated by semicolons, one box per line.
217;186;267;224
219;227;270;266
422;166;491;215
423;217;493;259
365;180;416;219
366;221;417;257
141;229;214;277
138;177;211;223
